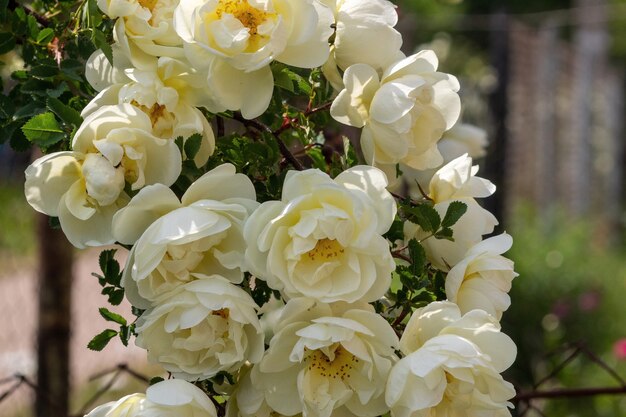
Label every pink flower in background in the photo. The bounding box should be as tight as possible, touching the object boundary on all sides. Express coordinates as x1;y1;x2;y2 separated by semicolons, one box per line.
613;339;626;360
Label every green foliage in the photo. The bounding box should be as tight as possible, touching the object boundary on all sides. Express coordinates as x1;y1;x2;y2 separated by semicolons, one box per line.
91;249;124;305
503;209;626;416
0;0;110;152
87;328;118;351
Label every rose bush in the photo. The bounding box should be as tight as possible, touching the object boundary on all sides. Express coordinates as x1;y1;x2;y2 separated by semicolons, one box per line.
8;0;521;415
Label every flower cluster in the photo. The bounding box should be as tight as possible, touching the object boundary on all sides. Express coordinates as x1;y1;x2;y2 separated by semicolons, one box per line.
22;1;519;416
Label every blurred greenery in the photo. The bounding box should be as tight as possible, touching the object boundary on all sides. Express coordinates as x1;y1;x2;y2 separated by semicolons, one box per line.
503;208;626;416
0;182;35;258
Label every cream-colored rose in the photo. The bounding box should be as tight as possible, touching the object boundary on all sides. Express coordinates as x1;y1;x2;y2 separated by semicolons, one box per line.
244;166;396;303
114;163;257;308
99;0;184;68
84;52;216;166
404;154;497;270
173;0;333;118
386;301;516;417
73;103;182;190
445;233;517;320
135;276;265;380
84;379;217;417
24;151;130;248
331;51;460;172
390;122;488;194
246;298;398;417
25;105;179;248
320;0;403;91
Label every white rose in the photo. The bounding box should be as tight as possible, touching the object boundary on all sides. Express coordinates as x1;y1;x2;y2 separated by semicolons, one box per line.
114;164;257;307
84;379;217;417
24;151;130;248
331;51;461;171
244;166;396;303
84;52;216;166
101;0;185;67
390;122;489;194
404;154;498;270
445;233;517;320
320;0;403;90
247;298;398;417
386;301;516;417
73;103;182;191
173;0;333;118
135;276;265;380
25;104;180;248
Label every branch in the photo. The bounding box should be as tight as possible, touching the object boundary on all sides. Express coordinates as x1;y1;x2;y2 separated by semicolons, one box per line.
514;385;626;401
274;101;333;136
233;112;304;170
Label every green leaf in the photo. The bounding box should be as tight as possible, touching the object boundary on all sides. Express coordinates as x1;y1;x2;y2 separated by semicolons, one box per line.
8;122;30;151
92;29;112;63
36;28;54;44
273;67;294;93
406;204;441;233
107;288;124;305
441;201;467;229
87;329;118;351
0;32;15;54
149;377;165;385
434;227;454;241
0;95;15;120
408;239;426;277
119;324;132;346
47;97;83;127
21;113;65;146
99;307;127;325
184;133;203;161
30;64;59;78
98;249;121;284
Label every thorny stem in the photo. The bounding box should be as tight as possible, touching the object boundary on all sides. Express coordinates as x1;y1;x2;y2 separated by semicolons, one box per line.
233;112;305;170
274;101;333;136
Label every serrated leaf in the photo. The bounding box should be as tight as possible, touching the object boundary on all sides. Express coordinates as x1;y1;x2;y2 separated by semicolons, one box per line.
87;329;118;351
273;68;294;92
91;29;112;63
0;32;15;54
99;307;127;325
406;204;441;233
9;124;30;151
441;201;467;229
149;377;165;385
0;95;15;120
107;288;124;305
119;325;131;346
98;249;117;275
435;227;454;241
282;68;312;95
36;28;54;44
30;64;59;78
184;133;203;161
21;113;65;146
407;239;426;276
47;97;83;127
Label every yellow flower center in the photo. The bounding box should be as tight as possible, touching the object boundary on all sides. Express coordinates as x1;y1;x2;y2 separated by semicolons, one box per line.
212;308;230;319
306;239;345;262
138;0;159;12
306;344;359;381
215;0;273;35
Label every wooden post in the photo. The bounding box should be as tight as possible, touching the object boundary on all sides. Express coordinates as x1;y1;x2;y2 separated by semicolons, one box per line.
35;214;73;417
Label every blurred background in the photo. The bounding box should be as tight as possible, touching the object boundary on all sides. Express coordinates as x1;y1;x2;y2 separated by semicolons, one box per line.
1;0;626;416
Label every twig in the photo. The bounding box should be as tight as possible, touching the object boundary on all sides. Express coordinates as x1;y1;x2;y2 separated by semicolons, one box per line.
78;368;123;415
578;343;626;387
533;345;581;389
514;385;626;401
233;112;304;170
274;101;333;136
